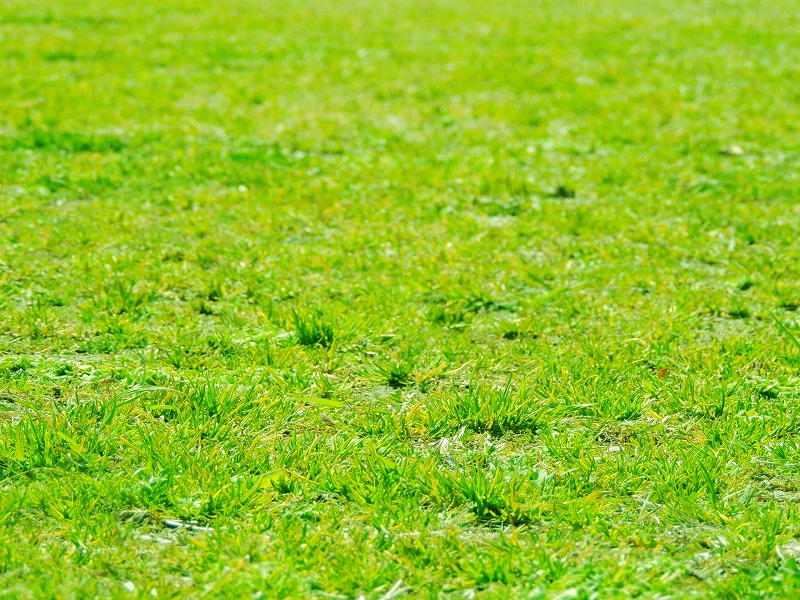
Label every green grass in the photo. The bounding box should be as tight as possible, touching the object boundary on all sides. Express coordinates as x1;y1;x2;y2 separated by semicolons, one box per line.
1;0;800;597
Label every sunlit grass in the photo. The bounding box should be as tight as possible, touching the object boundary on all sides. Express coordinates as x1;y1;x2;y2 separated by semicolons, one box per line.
1;0;800;597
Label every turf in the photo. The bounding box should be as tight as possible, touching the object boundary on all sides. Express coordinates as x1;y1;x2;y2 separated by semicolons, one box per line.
1;0;800;597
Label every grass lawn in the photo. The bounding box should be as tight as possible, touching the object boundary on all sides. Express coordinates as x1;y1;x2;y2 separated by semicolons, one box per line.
2;0;800;597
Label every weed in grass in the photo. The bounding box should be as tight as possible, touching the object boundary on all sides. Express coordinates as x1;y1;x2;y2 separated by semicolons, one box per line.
425;379;558;436
447;467;534;525
551;185;576;199
98;279;151;317
292;310;335;348
368;347;421;388
425;289;518;328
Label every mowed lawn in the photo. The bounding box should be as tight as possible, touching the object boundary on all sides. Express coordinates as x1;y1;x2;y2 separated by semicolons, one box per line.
1;0;800;597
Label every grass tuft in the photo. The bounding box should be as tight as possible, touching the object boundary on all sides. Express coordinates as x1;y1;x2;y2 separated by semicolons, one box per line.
293;310;335;348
